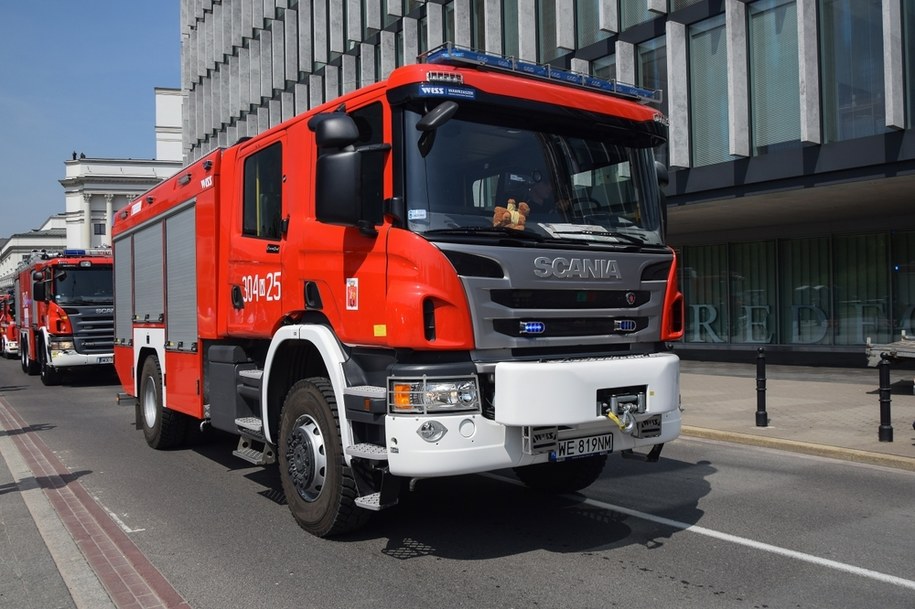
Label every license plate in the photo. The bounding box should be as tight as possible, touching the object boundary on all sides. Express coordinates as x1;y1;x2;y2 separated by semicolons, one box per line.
97;356;113;364
553;433;612;461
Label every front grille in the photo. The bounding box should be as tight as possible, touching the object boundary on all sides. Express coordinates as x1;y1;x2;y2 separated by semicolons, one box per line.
63;307;114;354
491;289;647;309
493;317;648;338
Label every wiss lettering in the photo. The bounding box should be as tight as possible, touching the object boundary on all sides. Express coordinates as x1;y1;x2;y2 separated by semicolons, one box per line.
533;256;622;279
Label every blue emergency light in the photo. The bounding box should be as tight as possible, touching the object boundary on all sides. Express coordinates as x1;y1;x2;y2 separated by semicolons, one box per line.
422;43;663;105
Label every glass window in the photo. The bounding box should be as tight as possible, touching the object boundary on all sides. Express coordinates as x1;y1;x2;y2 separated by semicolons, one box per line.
749;0;801;155
94;223;106;236
820;0;887;143
620;0;655;31
243;142;283;239
689;14;735;167
443;1;455;46
730;242;777;343
905;0;915;127
576;0;610;48
537;0;560;63
833;234;890;344
471;0;485;49
592;54;616;80
671;0;704;11
682;245;730;343
503;0;519;57
779;238;832;345
637;37;667;166
891;231;915;336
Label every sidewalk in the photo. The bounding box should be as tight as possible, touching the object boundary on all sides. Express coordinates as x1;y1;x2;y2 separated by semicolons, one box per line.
679;360;915;471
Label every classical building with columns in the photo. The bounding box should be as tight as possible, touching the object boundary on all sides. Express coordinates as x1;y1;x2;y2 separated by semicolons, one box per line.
58;88;184;250
180;0;915;365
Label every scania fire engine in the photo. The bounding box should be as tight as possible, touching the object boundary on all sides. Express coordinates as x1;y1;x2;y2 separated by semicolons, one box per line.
0;291;18;358
16;249;115;385
113;45;684;537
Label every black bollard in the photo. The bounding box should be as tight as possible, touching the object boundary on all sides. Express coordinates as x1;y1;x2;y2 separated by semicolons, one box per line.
755;347;768;427
878;355;893;442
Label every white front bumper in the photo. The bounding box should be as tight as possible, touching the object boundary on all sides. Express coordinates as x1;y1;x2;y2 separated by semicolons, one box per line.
384;353;680;478
50;351;114;367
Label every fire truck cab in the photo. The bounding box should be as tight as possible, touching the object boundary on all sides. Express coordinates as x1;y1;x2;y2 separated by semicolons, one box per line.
114;45;683;537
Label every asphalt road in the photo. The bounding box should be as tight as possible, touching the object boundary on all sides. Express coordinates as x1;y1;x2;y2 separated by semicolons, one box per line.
2;358;914;609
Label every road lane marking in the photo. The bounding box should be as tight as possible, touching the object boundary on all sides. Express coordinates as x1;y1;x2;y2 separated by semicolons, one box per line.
485;473;915;592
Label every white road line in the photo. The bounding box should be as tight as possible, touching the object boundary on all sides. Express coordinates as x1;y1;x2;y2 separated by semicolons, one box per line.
94;497;146;534
484;473;915;592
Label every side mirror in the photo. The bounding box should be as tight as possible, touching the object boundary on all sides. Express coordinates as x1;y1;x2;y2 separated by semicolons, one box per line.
309;113;359;148
315;150;362;227
32;271;43;281
33;282;47;302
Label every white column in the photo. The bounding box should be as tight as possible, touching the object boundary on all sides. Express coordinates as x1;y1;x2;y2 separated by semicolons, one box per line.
81;193;92;249
883;0;905;129
105;194;114;247
726;0;749;157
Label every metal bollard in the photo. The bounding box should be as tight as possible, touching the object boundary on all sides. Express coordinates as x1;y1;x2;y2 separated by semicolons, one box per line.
756;347;768;427
878;354;894;442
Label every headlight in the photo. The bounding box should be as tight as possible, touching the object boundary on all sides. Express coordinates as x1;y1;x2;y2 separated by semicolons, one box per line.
389;377;481;414
50;339;75;351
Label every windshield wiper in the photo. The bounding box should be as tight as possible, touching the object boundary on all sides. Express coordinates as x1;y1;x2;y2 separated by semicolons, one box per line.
547;230;646;245
423;226;546;241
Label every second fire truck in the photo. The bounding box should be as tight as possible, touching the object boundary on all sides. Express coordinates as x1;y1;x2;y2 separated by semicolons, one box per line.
0;291;18;358
113;45;684;537
16;249;115;385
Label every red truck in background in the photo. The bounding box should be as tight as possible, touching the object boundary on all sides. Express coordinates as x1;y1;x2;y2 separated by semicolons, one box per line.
0;291;18;358
16;249;115;385
113;45;684;537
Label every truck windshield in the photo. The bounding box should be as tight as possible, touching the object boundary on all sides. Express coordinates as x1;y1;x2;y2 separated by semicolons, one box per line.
53;267;113;305
403;106;664;246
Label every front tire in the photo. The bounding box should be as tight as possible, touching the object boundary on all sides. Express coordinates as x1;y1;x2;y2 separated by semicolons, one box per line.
139;355;187;449
39;345;62;386
513;454;608;493
278;378;369;537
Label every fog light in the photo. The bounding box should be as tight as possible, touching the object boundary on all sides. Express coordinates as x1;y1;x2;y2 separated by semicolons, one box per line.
417;420;447;443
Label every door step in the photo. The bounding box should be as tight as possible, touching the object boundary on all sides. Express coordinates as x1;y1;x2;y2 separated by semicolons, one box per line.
345;443;388;460
233;436;275;465
354;492;398;511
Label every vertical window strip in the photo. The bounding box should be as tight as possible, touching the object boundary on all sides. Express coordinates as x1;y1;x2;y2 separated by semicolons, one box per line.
689;14;733;167
749;0;801;154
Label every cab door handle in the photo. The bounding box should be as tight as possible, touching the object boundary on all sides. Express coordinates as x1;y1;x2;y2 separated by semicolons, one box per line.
231;285;245;310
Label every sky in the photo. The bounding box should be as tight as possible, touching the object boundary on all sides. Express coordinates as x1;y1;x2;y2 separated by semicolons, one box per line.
0;2;180;237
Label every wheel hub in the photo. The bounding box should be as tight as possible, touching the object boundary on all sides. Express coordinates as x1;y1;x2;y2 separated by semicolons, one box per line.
143;379;158;429
286;415;326;502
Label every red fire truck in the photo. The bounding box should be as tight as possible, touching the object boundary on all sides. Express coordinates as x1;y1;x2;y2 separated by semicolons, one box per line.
113;45;683;537
16;249;115;385
0;291;18;358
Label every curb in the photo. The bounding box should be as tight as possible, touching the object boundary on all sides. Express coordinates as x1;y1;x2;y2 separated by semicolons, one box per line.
681;425;915;472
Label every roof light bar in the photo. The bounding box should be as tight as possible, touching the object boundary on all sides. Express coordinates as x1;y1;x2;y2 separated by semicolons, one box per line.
421;43;663;105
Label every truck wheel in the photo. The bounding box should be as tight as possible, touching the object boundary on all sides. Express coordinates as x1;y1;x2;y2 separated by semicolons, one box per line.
278;378;369;537
39;348;62;386
21;339;38;375
513;454;609;494
139;356;186;449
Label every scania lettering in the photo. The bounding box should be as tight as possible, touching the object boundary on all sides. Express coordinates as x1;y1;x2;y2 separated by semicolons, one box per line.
533;256;622;279
16;249;115;385
112;44;684;538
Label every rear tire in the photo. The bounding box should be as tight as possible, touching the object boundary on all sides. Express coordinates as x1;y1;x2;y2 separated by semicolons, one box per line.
513;454;608;493
278;378;370;537
21;338;38;376
139;355;187;449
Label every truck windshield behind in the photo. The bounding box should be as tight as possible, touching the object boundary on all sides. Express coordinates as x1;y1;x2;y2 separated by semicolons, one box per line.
403;105;664;246
53;267;113;305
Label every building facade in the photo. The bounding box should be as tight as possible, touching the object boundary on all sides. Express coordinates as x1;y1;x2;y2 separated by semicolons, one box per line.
180;0;915;365
58;89;185;250
0;216;67;289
